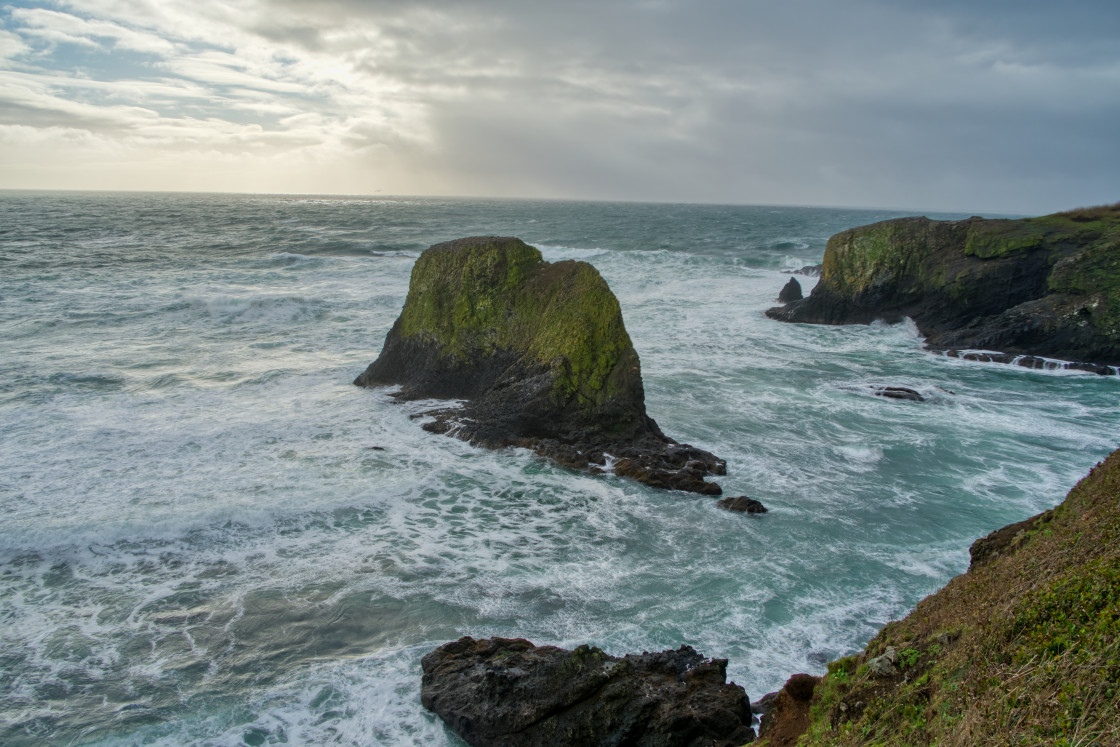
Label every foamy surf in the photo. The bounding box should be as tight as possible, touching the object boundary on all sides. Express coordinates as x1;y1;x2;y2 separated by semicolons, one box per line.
1;194;1116;745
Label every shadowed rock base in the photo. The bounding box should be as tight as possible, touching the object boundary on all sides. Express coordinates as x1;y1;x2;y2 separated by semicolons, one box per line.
421;636;755;746
355;236;726;494
767;208;1120;371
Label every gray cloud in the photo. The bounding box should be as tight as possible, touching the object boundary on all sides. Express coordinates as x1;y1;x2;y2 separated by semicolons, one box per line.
0;0;1116;212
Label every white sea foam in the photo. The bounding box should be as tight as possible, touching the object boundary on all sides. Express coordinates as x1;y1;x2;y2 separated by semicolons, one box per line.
534;242;611;262
2;195;1117;745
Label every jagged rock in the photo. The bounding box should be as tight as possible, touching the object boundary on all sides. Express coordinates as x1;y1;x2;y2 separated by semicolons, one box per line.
751;690;780;715
777;277;803;303
944;349;1119;375
780;264;823;277
717;496;768;513
420;636;755;746
766;205;1120;369
866;647;898;677
872;386;925;402
969;508;1055;569
355;236;725;493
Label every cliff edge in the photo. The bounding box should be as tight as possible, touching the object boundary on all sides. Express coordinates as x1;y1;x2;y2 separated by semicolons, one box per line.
355;236;726;494
758;446;1120;746
767;204;1120;370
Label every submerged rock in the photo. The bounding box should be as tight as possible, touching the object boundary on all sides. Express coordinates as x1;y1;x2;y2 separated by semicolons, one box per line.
354;236;725;493
420;636;755;747
717;495;768;513
777;277;803;303
943;349;1119;376
872;386;925;402
766;204;1120;369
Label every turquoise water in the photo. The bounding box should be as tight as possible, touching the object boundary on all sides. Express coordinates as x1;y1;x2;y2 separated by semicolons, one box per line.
1;193;1116;745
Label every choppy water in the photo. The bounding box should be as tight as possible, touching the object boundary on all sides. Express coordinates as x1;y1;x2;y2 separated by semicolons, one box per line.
1;192;1116;745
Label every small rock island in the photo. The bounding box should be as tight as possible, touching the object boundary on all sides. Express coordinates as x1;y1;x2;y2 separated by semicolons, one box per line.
355;236;726;494
767;204;1120;372
421;637;755;746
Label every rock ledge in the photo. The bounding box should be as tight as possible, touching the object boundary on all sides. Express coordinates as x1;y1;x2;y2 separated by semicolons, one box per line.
421;636;755;746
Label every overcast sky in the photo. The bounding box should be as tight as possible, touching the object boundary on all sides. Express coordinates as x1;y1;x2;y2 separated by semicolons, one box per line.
0;0;1117;213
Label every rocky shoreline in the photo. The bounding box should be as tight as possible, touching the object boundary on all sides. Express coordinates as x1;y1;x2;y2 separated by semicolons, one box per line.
360;216;1117;745
767;204;1120;372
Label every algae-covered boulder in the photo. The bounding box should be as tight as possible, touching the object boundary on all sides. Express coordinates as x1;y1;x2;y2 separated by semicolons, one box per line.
420;636;755;746
355;236;725;494
766;204;1120;368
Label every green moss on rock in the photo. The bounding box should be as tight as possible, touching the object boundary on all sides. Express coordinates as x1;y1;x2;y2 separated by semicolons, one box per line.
768;204;1120;367
354;235;727;494
380;236;635;409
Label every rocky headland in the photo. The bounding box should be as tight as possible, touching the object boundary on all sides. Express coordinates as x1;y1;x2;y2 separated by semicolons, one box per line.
421;636;755;746
755;447;1120;746
767;203;1120;372
355;236;726;494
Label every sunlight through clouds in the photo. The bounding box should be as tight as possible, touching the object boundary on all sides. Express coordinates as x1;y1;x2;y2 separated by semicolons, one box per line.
0;0;1117;211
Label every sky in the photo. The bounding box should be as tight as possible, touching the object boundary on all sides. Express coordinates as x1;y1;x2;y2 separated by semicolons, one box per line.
0;0;1118;214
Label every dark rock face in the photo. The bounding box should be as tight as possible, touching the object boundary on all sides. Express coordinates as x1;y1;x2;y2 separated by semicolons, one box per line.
717;496;768;513
943;349;1118;376
766;206;1120;369
781;264;822;277
420;636;755;747
355;236;725;493
969;508;1055;570
777;277;803;303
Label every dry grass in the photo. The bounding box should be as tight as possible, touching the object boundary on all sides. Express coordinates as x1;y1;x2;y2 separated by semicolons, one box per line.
1053;202;1120;223
793;448;1120;747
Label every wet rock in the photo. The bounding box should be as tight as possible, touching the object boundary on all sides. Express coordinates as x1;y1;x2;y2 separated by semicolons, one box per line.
766;207;1120;369
781;264;823;277
752;690;779;715
717;496;768;513
872;386;925;402
944;349;1119;376
355;236;725;494
777;277;803;303
420;636;755;747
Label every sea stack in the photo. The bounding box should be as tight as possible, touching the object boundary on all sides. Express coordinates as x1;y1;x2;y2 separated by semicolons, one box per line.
355;236;726;494
766;204;1120;370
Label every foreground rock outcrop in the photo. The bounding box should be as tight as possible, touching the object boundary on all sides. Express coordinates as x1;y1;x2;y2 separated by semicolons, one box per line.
767;204;1120;369
355;236;725;493
762;447;1120;746
421;636;755;746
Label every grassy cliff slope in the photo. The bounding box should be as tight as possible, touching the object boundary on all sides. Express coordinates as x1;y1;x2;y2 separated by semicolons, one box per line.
762;447;1120;746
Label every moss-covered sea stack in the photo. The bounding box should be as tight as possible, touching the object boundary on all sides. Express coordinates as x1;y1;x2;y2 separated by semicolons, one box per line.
355;236;725;494
767;204;1120;371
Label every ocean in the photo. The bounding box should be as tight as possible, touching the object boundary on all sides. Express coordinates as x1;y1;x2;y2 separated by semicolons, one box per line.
1;192;1116;745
